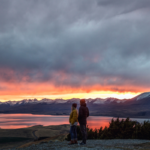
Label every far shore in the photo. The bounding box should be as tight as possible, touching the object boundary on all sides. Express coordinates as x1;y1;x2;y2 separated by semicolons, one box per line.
0;112;150;119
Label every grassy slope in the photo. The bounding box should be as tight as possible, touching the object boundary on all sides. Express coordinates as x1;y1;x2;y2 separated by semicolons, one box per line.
0;124;70;149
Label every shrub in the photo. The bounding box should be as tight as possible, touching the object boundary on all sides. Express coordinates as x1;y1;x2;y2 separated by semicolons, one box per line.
65;118;150;140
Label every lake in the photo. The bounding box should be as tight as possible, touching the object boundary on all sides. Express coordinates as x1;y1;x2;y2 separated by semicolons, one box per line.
0;114;150;129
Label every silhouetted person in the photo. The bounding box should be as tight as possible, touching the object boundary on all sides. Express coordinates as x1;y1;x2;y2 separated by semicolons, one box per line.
78;99;89;145
68;103;78;145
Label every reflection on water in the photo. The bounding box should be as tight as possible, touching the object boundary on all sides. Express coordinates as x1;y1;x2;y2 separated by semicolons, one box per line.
0;114;149;129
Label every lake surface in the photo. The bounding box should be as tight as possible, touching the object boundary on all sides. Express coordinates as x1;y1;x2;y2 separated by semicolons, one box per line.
0;114;150;129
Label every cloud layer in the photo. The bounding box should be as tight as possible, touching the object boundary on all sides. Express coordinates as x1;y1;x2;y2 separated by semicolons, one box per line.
0;0;150;95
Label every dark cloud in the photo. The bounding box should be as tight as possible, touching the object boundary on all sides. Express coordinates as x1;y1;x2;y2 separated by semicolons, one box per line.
97;0;150;16
0;0;150;91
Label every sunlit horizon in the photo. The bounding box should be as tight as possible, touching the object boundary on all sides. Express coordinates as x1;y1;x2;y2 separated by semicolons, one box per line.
0;91;142;102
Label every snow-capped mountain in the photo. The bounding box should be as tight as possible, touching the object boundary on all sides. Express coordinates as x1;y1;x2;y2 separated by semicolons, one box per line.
54;99;68;103
93;98;106;104
136;92;150;101
1;92;150;106
0;92;150;118
85;98;93;103
0;97;121;105
67;98;80;104
40;99;54;104
2;101;18;106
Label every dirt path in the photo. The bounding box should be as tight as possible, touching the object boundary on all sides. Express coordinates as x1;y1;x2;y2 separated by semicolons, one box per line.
32;130;38;140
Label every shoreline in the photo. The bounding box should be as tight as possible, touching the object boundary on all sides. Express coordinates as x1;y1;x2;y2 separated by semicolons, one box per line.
0;113;150;119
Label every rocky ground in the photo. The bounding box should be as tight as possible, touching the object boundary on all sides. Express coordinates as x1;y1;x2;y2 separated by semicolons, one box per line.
3;139;150;150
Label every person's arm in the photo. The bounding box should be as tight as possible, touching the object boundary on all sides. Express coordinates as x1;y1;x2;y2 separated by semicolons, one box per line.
78;107;83;120
87;107;89;117
79;107;83;117
71;110;78;125
69;112;72;123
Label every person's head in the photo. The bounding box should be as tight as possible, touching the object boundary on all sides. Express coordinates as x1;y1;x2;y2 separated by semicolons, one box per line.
72;103;77;110
80;99;86;106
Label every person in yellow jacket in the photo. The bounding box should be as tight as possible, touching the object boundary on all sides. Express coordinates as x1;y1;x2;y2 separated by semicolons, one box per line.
68;103;78;145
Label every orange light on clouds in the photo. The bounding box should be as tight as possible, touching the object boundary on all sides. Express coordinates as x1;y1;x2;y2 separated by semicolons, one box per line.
0;71;147;102
0;81;142;102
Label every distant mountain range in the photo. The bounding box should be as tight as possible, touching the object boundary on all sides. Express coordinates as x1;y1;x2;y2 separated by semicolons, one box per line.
0;92;150;118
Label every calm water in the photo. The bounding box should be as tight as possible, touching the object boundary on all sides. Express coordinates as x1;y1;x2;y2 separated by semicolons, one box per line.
0;114;150;129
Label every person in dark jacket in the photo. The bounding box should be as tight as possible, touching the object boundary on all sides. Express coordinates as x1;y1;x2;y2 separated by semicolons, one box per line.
78;99;89;145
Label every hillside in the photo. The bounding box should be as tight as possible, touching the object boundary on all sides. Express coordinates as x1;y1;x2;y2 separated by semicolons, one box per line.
0;124;70;149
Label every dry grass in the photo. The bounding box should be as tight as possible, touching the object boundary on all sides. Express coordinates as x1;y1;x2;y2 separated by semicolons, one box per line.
0;124;70;139
18;134;68;148
132;142;150;150
0;129;34;138
0;124;70;149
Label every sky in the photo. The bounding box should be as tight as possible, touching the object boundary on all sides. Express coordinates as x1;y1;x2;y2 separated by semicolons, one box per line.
0;0;150;101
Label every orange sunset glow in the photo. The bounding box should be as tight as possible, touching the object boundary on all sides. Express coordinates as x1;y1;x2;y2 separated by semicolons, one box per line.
0;80;144;101
0;0;150;103
0;68;148;101
0;68;147;101
0;91;141;102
